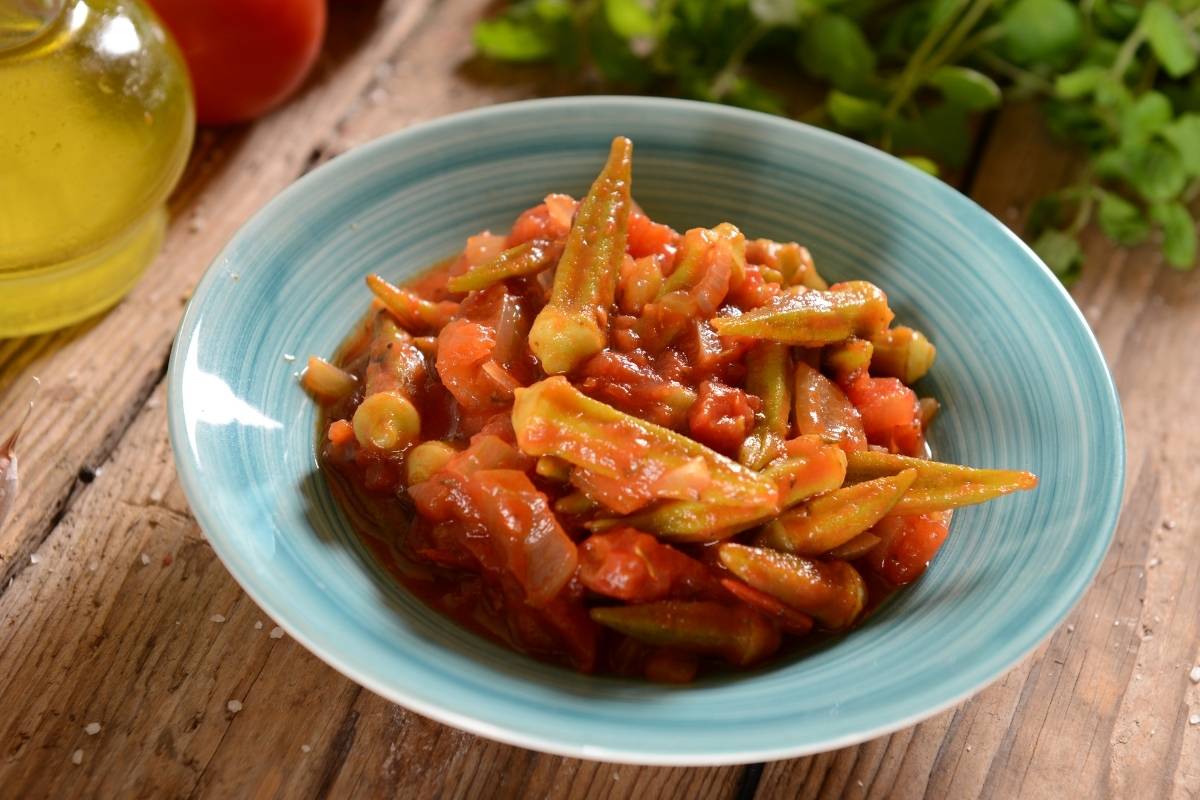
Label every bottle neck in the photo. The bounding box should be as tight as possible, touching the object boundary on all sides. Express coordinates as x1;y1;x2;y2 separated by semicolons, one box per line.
0;0;67;54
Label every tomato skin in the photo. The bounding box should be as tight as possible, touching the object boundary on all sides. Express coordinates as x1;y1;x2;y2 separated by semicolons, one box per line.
578;529;722;602
843;374;924;454
863;513;952;586
147;0;326;124
687;380;758;456
627;211;680;260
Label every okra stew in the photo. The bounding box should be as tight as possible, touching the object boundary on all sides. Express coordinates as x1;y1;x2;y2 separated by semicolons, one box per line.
304;137;1038;682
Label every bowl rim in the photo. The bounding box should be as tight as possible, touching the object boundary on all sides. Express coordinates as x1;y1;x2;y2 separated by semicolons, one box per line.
167;95;1125;765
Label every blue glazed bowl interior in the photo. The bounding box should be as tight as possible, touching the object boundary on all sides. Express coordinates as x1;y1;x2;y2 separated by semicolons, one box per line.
168;97;1123;765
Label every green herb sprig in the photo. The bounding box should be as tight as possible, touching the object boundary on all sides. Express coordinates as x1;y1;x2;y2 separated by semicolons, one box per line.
474;0;1200;282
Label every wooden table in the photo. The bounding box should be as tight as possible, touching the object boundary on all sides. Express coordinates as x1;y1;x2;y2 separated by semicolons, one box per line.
2;1;1197;797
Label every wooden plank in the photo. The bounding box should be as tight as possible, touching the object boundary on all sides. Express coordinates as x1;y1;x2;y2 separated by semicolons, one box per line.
757;103;1200;799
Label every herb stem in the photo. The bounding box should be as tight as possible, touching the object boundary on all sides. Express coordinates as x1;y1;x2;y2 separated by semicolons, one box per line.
924;0;997;75
884;0;970;119
976;51;1054;93
1066;184;1096;236
709;25;767;100
1111;27;1146;79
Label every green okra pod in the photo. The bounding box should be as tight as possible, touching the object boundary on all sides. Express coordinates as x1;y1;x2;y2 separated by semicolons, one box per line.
528;136;633;374
718;542;867;631
512;377;778;515
870;325;937;384
710;281;894;346
739;341;792;470
447;239;564;293
756;469;918;555
589;601;780;666
844;450;1038;514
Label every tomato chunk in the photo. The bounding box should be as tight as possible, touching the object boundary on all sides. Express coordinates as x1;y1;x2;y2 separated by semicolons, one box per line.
687;380;759;456
627;210;680;260
843;374;924;455
862;513;952;586
578;528;722;602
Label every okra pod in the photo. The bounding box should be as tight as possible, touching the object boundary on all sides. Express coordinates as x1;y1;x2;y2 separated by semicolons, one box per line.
870;326;937;384
793;360;867;451
405;440;458;486
589;601;781;666
710;281;893;345
302;356;357;401
352;314;425;451
718;543;867;630
745;239;827;290
822;338;873;382
606;438;845;541
447;239;564;293
756;470;918;555
844;450;1038;514
658;224;744;314
512;377;778;515
366;273;458;332
738;341;792;469
528;136;633;374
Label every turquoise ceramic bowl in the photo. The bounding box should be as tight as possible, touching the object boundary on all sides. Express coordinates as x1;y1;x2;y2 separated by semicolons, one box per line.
168;97;1124;765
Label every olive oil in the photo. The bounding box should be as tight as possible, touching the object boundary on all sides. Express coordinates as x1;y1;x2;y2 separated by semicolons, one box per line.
0;0;193;337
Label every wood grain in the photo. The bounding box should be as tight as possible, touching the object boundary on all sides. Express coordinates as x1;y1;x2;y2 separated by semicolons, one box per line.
1;2;1198;798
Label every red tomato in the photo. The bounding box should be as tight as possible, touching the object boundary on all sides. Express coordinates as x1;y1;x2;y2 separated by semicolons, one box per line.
843;374;924;454
578;529;721;602
863;513;952;586
686;380;759;456
627;211;679;259
147;0;326;124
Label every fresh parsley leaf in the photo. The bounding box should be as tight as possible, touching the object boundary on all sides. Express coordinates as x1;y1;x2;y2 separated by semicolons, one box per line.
605;0;657;38
1001;0;1083;66
929;66;1002;111
1161;113;1200;176
1119;91;1172;147
474;15;560;61
1097;190;1150;245
1149;202;1198;269
1141;2;1199;79
827;90;884;130
798;13;876;91
1054;66;1109;99
1033;230;1084;282
902;155;940;175
1125;141;1187;203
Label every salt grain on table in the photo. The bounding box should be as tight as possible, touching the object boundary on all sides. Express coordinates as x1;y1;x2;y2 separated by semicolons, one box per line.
254;620;263;630
269;626;285;639
71;749;83;765
210;614;226;623
1190;715;1200;725
1190;666;1200;683
301;744;312;753
139;553;150;566
29;553;39;565
227;700;243;713
84;722;101;735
